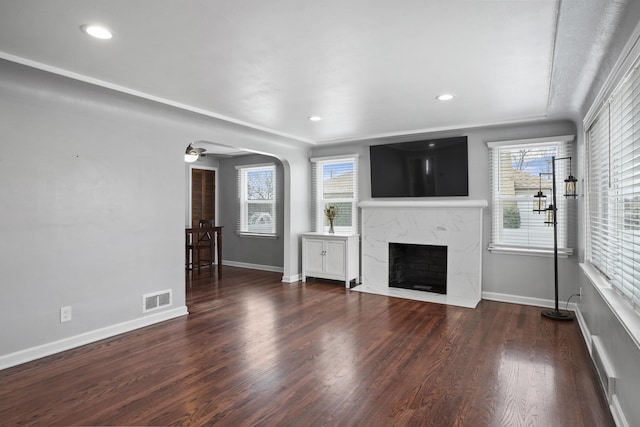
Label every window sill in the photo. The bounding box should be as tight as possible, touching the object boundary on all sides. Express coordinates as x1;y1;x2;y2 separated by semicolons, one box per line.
580;262;640;350
487;245;573;258
237;232;279;239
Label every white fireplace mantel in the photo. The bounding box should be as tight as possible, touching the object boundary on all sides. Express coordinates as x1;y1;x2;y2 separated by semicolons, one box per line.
355;199;487;308
358;200;488;209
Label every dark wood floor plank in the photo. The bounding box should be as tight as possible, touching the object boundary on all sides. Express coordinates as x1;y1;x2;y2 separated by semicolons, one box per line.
0;267;614;426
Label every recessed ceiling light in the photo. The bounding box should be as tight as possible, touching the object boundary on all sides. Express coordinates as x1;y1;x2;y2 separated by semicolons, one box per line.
81;24;113;40
308;116;322;121
436;94;455;101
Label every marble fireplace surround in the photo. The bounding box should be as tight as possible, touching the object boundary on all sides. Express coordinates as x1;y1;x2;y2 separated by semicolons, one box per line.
354;200;488;308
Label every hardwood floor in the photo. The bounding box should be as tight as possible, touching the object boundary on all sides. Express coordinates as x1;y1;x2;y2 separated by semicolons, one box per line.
0;266;614;426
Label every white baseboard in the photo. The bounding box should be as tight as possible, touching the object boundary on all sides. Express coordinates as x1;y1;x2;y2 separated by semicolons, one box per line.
611;394;630;427
222;260;283;273
574;306;592;354
221;259;299;282
282;274;302;283
0;306;188;371
481;291;577;312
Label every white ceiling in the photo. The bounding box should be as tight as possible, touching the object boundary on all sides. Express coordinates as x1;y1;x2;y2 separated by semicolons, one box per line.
0;0;630;146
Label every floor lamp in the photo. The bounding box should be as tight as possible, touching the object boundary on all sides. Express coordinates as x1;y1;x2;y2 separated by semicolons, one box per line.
534;156;577;321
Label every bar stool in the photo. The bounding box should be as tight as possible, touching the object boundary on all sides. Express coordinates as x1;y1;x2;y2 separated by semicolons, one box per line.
186;220;215;276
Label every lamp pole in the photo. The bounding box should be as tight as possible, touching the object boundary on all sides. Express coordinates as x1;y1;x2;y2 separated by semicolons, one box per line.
541;156;573;321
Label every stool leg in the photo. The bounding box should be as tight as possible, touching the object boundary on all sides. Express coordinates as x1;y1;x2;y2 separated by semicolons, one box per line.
209;240;213;277
186;247;193;271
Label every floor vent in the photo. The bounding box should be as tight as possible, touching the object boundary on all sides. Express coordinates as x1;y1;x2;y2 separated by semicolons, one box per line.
142;289;172;313
591;335;616;403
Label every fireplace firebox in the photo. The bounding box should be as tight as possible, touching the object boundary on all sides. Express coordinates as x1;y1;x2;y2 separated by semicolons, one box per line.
389;243;447;294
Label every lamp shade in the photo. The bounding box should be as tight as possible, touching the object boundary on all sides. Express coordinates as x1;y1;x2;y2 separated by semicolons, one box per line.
564;175;577;197
545;204;555;226
533;191;546;213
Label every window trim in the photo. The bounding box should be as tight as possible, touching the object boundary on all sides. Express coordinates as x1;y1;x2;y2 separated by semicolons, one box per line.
585;73;640;313
236;163;278;238
486;135;575;149
487;135;575;257
581;23;640;342
310;155;359;235
487;246;572;257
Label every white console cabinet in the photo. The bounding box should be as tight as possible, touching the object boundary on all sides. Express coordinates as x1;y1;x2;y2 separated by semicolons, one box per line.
302;233;359;288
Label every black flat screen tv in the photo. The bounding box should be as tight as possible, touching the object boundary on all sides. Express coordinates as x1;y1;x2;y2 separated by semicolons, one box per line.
370;136;468;197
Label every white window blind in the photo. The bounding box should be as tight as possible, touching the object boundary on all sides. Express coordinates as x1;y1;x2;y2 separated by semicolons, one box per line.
310;156;359;234
488;137;575;254
236;163;277;236
586;60;640;310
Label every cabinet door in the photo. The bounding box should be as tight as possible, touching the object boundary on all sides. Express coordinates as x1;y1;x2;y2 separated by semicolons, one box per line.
304;239;325;274
324;240;346;276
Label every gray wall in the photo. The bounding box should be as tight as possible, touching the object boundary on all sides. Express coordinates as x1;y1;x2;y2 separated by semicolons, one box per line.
574;2;640;425
580;0;640;121
0;59;310;367
578;269;640;425
311;119;578;304
0;61;186;357
217;154;285;269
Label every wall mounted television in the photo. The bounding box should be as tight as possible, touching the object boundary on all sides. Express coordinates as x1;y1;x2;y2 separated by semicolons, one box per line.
369;136;468;197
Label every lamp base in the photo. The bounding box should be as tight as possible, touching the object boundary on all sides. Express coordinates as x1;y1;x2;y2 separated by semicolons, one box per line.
541;309;574;321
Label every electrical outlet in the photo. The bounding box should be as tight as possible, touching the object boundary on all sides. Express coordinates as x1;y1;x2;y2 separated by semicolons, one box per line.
60;306;72;323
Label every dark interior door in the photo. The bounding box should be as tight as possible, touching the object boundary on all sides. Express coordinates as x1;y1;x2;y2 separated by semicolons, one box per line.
191;168;215;264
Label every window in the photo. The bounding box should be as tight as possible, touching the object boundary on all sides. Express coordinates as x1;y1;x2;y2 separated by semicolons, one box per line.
586;60;640;310
311;156;359;234
488;136;575;255
236;163;276;236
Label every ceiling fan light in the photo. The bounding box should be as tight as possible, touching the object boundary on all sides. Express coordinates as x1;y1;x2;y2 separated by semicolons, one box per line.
184;153;199;162
184;144;200;163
